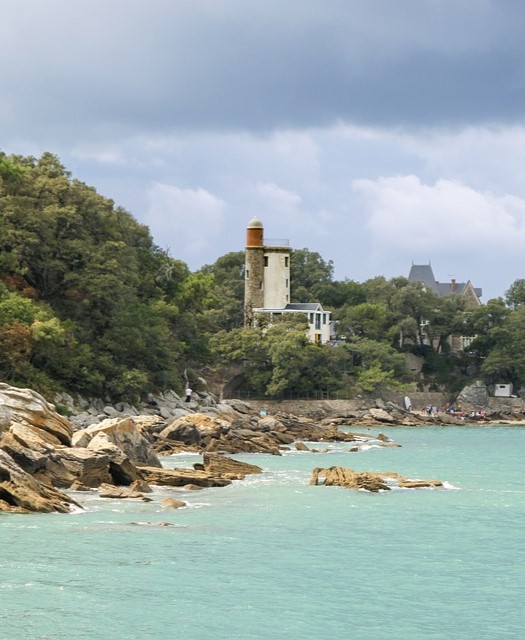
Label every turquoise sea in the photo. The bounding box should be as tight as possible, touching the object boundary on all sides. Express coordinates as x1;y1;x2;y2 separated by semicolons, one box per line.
1;425;525;640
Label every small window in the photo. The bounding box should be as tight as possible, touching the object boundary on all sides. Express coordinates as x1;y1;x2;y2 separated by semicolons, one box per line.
264;256;268;267
285;278;289;288
259;281;263;289
246;269;250;279
285;256;289;267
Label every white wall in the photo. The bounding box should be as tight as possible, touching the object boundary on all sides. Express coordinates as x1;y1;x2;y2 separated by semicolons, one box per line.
263;250;290;308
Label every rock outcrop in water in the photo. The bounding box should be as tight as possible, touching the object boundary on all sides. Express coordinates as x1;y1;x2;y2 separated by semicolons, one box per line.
0;449;80;513
310;466;444;492
0;382;408;513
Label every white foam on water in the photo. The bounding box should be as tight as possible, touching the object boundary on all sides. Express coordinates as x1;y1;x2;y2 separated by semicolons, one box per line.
442;481;461;490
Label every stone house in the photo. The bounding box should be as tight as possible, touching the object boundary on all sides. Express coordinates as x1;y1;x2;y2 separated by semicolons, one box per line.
408;263;482;352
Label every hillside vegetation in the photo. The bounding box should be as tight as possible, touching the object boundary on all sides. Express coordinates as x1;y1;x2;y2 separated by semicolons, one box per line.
1;150;524;401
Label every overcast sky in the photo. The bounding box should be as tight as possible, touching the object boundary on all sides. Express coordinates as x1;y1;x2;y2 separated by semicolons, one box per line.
2;0;525;301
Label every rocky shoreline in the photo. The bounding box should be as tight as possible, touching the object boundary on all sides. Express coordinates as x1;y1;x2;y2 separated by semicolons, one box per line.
0;382;522;513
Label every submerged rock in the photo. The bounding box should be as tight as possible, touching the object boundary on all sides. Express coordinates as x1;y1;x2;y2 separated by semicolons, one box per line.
98;483;151;501
161;497;187;509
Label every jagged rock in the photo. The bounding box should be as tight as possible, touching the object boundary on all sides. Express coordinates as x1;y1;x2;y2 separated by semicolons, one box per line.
138;466;232;488
310;466;444;492
72;417;161;467
204;429;281;455
98;483;151;501
161;413;232;440
368;408;395;423
257;415;284;430
221;399;256;415
399;479;443;488
44;446;113;488
69;480;92;491
295;442;310;451
0;383;72;445
160;422;201;446
161;497;186;509
311;467;390;491
201;452;263;478
457;380;489;408
130;479;152;493
0;429;50;474
0;449;80;513
87;433;143;485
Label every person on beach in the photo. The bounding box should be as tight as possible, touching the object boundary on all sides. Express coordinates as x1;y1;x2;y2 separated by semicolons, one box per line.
185;387;193;403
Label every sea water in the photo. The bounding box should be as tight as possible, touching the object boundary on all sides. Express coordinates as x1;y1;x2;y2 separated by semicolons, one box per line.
1;425;525;640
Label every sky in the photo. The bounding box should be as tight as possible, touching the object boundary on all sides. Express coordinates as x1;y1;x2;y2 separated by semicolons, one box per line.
2;0;525;301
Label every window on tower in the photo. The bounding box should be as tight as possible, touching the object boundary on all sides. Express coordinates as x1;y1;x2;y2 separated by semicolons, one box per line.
264;256;269;267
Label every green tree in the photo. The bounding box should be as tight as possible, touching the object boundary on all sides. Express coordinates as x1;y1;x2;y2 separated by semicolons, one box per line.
505;279;525;310
335;302;389;340
291;248;334;303
200;251;245;331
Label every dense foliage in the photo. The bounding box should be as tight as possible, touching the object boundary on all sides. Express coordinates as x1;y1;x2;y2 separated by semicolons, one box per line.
1;150;524;401
0;151;214;399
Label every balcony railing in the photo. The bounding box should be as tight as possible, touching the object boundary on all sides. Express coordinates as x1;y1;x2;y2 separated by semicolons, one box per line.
263;237;290;247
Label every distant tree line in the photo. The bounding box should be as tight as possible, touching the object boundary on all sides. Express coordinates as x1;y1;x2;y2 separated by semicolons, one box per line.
1;150;524;401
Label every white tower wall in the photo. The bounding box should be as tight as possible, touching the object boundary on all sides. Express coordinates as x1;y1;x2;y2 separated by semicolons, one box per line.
263;248;290;308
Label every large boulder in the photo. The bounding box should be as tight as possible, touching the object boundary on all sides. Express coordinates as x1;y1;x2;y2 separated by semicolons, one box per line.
0;449;80;513
456;380;490;408
159;413;232;446
201;452;263;478
87;433;143;485
0;418;142;488
368;408;395;423
72;417;161;467
0;383;72;445
45;446;113;488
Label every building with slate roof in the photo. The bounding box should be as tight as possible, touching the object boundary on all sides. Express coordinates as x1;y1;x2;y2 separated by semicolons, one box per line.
408;263;482;306
408;263;482;351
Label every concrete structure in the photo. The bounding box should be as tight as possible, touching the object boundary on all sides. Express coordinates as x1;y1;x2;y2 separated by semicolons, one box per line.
244;218;333;344
494;383;513;397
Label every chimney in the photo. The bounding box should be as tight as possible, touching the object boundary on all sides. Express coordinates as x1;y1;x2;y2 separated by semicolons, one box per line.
451;278;457;293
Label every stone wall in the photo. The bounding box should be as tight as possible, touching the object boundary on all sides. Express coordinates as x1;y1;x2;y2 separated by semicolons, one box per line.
488;397;525;413
246;391;449;418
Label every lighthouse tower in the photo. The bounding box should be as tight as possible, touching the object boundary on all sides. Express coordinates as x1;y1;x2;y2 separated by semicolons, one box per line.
244;217;290;325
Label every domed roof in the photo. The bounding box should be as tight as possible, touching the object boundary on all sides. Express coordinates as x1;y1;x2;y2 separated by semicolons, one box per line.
247;217;263;229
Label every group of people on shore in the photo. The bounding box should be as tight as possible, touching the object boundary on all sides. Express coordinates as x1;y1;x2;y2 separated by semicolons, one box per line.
423;404;485;420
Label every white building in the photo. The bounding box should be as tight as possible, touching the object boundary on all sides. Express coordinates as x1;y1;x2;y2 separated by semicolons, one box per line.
244;217;333;344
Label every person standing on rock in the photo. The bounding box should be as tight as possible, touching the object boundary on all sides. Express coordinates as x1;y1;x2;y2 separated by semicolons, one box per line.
185;387;193;403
